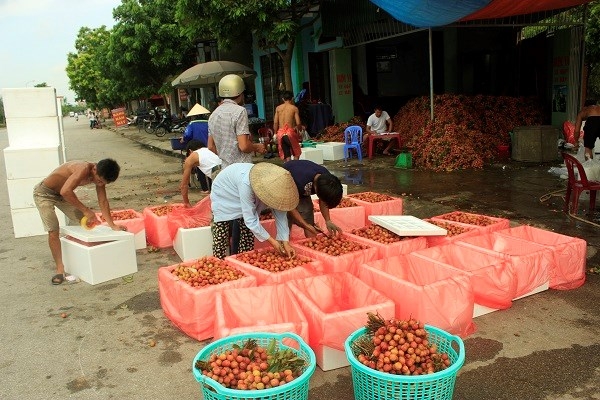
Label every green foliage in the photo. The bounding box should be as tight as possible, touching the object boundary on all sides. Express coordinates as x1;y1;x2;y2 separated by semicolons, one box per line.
0;97;5;126
66;0;196;109
586;3;600;99
174;0;320;90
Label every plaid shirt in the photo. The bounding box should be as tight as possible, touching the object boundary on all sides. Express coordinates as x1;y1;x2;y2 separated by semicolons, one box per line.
208;100;252;168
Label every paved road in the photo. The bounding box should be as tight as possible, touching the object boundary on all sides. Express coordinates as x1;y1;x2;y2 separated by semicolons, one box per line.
0;117;598;399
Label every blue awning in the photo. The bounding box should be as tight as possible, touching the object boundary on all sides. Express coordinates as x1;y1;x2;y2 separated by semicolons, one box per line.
369;0;491;27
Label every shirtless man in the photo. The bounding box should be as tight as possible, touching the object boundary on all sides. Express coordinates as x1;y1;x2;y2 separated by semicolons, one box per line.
33;159;126;285
574;99;600;160
273;91;303;162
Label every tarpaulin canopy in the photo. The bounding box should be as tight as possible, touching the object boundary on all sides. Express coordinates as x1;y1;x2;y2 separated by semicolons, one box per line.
370;0;490;27
370;0;594;27
461;0;594;22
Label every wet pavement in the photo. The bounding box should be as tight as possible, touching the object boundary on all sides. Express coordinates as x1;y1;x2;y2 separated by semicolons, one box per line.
0;118;598;399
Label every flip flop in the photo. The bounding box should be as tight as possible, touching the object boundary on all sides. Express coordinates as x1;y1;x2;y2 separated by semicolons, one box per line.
51;274;64;285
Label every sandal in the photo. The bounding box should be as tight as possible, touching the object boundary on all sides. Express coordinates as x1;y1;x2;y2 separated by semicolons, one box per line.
51;274;64;285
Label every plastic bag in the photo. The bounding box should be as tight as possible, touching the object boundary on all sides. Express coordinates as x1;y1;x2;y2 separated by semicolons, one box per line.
167;197;212;240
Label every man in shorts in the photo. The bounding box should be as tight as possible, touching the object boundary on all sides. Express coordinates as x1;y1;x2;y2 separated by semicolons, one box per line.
282;159;343;237
33;159;126;285
574;99;600;160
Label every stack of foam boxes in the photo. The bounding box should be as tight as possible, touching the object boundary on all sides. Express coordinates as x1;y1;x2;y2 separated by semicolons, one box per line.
2;88;66;238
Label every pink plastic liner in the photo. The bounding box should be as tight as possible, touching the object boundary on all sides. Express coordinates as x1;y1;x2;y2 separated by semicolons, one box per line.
455;232;553;298
424;218;483;247
312;199;367;232
411;243;517;309
96;209;145;234
495;225;586;290
358;254;476;337
225;249;320;286
346;193;403;225
432;211;510;234
143;203;184;248
286;272;395;350
214;284;309;345
158;260;257;341
292;233;379;275
344;232;427;260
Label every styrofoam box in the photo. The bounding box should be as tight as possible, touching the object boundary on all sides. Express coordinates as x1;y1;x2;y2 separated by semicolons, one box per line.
5;117;62;148
10;207;66;238
316;142;345;161
4;146;62;179
6;177;43;209
60;226;137;285
315;345;349;371
299;147;324;164
173;226;213;261
2;87;58;118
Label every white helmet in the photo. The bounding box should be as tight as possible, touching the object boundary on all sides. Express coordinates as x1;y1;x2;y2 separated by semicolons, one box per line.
218;74;245;98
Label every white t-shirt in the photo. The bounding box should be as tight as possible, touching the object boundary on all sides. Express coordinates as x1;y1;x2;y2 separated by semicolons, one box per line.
195;147;222;177
367;111;391;133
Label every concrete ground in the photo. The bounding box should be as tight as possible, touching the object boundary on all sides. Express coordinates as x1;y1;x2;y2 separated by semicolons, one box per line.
0;117;598;400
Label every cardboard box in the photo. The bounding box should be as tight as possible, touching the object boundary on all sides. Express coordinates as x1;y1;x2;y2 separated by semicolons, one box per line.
299;147;324;164
10;207;66;238
4;146;62;179
60;225;137;285
173;226;213;262
316;142;345;161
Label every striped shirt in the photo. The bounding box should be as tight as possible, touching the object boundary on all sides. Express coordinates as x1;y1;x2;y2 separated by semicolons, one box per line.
208;99;252;168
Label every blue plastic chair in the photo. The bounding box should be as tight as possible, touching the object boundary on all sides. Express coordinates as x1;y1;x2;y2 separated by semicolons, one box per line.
343;126;363;162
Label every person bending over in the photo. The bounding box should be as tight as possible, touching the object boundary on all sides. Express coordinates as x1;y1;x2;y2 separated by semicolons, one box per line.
283;159;343;237
180;140;222;205
33;159;126;285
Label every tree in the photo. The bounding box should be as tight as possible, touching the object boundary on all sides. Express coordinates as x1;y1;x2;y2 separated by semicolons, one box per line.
104;0;198;103
66;26;112;106
585;2;600;99
175;0;320;91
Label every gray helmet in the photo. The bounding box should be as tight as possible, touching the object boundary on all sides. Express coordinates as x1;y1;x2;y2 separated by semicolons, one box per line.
218;74;245;98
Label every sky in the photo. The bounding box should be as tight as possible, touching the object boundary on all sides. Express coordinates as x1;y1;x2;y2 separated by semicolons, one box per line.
0;0;122;103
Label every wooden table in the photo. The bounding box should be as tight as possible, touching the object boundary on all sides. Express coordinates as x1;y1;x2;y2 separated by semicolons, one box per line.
367;133;402;159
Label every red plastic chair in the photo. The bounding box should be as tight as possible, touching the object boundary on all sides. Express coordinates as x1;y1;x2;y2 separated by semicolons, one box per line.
255;127;274;156
562;152;600;217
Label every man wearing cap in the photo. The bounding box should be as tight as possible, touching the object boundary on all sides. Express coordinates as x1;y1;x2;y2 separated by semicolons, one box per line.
210;162;299;259
283;159;343;237
208;74;265;167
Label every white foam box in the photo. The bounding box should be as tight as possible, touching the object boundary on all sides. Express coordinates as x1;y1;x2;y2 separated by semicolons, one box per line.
5;117;62;148
316;142;346;161
473;282;549;318
299;147;324;164
2;87;59;118
173;226;213;262
315;345;349;371
10;207;66;238
60;225;137;285
6;177;42;208
4;146;62;179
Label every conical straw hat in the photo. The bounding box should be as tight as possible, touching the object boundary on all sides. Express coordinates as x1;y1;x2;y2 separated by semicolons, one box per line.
249;163;299;211
187;103;211;117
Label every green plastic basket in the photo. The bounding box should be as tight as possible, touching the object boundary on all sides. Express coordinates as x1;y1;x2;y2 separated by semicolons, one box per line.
192;332;316;400
344;325;465;400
